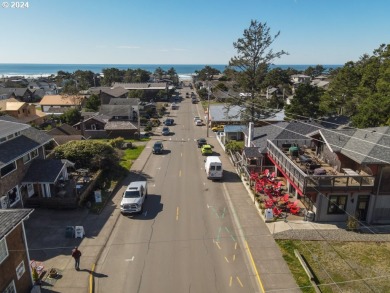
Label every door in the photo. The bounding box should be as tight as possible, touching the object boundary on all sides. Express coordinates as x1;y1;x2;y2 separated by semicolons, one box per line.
356;195;370;221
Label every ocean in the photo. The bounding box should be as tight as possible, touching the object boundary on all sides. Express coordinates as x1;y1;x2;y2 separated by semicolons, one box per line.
0;63;342;78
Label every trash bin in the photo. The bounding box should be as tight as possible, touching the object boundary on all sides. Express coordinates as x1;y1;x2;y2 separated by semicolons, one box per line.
65;226;74;238
306;211;315;222
75;226;85;238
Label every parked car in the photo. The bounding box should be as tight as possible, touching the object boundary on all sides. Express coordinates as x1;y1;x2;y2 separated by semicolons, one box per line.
152;141;164;154
120;181;147;214
191;98;197;104
171;102;178;109
164;118;174;126
195;119;203;126
197;138;207;148
201;144;213;156
162;126;170;136
212;125;224;132
194;116;200;121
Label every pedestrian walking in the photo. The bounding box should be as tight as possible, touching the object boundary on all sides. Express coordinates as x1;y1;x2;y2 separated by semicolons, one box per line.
71;246;82;270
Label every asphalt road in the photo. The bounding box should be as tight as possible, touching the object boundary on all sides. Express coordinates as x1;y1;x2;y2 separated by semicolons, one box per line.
95;88;257;293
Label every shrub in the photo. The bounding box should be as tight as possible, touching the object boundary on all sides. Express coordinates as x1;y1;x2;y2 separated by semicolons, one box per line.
109;137;124;148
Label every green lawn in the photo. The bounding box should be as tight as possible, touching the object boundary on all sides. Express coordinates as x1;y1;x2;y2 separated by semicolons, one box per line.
119;145;145;170
276;240;390;293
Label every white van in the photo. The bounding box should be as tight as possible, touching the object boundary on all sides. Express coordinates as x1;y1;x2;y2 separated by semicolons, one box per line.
205;156;223;180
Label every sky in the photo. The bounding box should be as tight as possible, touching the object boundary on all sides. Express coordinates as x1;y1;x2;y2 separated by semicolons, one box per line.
0;0;390;65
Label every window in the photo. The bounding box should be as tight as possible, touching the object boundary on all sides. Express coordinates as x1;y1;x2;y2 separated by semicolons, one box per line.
8;187;20;207
2;280;16;293
31;149;38;159
328;195;347;214
0;238;9;264
1;161;16;177
22;153;31;164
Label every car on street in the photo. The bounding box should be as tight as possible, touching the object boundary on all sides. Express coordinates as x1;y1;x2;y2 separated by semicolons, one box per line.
201;144;213;156
171;102;178;110
197;138;207;148
162;126;170;136
193;116;200;121
152;141;164;154
164;118;174;126
212;125;225;132
191;98;197;104
195;119;203;126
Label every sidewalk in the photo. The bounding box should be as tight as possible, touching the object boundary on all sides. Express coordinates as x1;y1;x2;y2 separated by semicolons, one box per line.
25;140;153;293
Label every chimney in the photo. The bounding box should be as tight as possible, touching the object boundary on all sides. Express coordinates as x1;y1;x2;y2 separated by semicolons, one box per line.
247;122;254;147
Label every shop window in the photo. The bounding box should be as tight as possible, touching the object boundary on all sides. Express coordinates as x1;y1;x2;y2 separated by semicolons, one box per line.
0;238;9;264
328;195;347;214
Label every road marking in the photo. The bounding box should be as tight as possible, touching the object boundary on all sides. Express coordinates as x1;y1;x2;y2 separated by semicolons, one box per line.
235;242;238;250
215;242;221;250
221;183;265;293
125;256;135;262
224;256;230;263
179;170;182;177
176;207;179;221
181;152;182;157
221;207;226;219
229;276;232;287
216;226;221;242
233;254;236;262
246;240;265;293
236;276;244;287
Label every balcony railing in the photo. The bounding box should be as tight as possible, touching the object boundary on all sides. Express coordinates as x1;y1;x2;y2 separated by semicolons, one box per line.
267;140;375;193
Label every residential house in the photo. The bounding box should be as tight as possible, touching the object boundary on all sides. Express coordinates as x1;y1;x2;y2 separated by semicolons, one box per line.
89;87;129;104
39;95;86;115
74;102;139;139
243;121;390;224
209;104;285;128
0;209;34;293
28;80;58;95
0;88;34;102
0;116;76;209
111;82;167;99
46;124;85;145
0;98;47;125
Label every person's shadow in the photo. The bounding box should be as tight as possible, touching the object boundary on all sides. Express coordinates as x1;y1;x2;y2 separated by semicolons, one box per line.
78;269;108;278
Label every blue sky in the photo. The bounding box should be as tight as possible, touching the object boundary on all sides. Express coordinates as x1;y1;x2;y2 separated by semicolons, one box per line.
0;0;389;65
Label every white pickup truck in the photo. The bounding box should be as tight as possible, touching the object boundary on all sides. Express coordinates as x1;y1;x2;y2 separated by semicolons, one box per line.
120;181;147;214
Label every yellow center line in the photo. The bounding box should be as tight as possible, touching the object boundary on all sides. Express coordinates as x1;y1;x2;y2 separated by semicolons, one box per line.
179;170;182;177
176;207;179;221
246;240;265;293
224;256;230;263
215;242;221;250
236;276;244;287
233;254;236;262
229;276;232;287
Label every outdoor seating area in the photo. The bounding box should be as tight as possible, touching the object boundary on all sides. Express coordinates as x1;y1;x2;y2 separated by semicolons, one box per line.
251;170;305;220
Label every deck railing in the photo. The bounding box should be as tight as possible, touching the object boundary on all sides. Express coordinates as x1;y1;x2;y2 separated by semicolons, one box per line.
266;140;375;193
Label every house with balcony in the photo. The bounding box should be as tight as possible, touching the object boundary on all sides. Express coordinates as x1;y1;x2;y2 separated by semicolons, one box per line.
244;121;390;224
0;209;34;293
0;116;78;209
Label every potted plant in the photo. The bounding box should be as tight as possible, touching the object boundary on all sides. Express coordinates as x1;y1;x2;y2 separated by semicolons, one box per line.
346;216;359;231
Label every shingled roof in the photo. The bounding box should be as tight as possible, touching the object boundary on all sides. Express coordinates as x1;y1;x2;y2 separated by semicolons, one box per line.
317;127;390;164
22;159;65;183
0;118;52;167
0;209;33;239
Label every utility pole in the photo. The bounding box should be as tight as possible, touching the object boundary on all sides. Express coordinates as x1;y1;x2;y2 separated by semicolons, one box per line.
206;78;210;138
